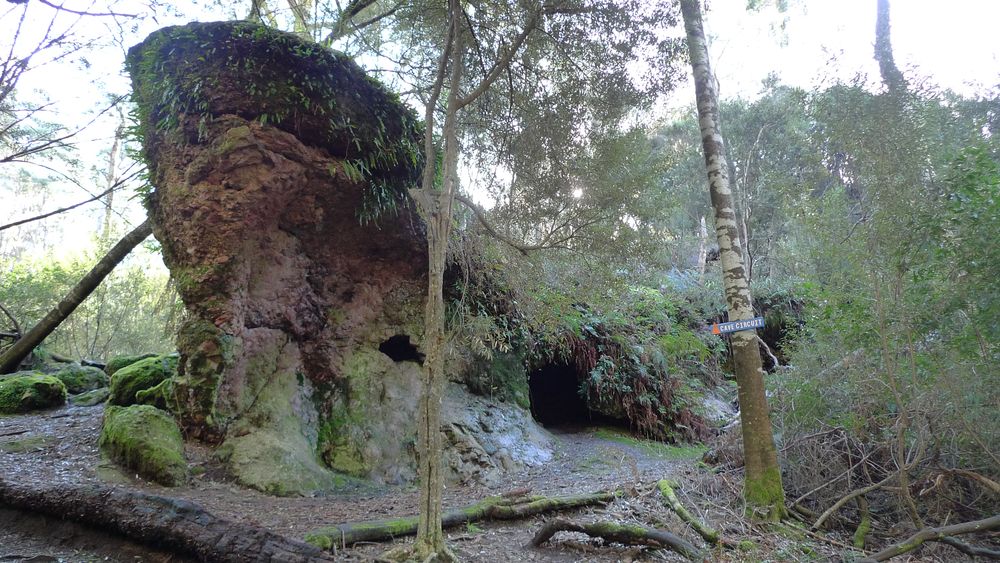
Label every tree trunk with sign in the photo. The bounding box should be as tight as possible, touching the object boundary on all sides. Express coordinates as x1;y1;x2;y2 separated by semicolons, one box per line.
679;0;786;521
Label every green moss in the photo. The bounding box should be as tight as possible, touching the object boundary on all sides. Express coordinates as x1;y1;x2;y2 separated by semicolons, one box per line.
594;427;707;459
108;355;178;406
171;318;231;431
99;405;187;486
54;364;109;394
744;465;788;521
303;532;333;550
465;351;531;409
0;434;55;453
105;354;158;376
70;386;111;407
0;373;67;414
135;377;175;410
126;20;424;210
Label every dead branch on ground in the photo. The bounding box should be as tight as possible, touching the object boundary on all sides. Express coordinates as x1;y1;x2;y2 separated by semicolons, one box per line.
531;517;705;561
304;490;618;549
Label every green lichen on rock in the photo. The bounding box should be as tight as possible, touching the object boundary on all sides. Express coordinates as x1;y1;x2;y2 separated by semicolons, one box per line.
126;20;424;205
170;318;230;435
135;377;175;411
217;428;347;496
105;353;158;376
54;364;110;394
70;386;111;407
0;372;67;414
99;404;187;486
465;351;530;409
108;355;178;406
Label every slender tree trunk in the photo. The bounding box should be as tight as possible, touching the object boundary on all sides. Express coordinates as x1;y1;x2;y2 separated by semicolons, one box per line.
679;0;786;521
0;220;151;373
874;0;906;94
413;3;462;560
696;215;708;278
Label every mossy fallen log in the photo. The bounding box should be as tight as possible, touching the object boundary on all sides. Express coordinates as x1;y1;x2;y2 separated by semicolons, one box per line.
304;490;617;549
531;517;705;561
0;478;333;562
657;479;733;547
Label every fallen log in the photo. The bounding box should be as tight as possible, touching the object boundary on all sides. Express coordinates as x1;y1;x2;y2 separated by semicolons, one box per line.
0;478;333;562
304;490;617;549
531;517;704;561
657;479;733;548
858;514;1000;562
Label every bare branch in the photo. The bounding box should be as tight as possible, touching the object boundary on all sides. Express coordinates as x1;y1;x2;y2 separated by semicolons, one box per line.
33;0;137;18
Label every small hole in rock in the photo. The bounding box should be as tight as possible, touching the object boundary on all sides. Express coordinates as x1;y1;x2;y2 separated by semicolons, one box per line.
379;334;424;363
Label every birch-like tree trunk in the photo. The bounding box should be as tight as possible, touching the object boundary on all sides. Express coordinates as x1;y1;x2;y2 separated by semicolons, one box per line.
679;0;786;521
411;2;461;559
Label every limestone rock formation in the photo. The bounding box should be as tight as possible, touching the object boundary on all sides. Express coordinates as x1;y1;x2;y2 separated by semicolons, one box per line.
127;21;552;495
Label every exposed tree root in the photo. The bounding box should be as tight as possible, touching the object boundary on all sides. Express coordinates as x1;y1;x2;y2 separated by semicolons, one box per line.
303;490;618;549
531;517;705;561
0;478;333;562
657;479;734;548
858;514;1000;562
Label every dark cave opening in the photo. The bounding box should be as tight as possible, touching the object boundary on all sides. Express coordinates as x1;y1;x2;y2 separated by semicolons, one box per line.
528;363;590;427
379;334;424;363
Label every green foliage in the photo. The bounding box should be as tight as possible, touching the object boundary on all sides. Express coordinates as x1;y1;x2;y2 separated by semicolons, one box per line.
99;404;187;486
0;372;66;413
126;21;424;221
0;252;179;361
530;284;717;442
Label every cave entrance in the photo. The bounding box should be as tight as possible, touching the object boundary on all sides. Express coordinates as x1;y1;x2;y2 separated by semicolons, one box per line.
528;363;590;427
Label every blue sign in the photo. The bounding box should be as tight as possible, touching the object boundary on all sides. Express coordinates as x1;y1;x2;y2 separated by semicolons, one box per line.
710;317;764;335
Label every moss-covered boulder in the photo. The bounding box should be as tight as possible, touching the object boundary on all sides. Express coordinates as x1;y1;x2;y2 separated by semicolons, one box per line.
109;355;178;406
54;364;110;394
99;405;187;486
0;372;67;414
71;387;111;407
105;353;158;376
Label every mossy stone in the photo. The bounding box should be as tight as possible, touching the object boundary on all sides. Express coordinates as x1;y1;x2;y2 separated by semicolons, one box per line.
126;20;423;196
71;387;111;407
99;404;187;486
135;377;175;410
109;355;178;406
54;364;110;394
105;353;158;376
0;373;67;414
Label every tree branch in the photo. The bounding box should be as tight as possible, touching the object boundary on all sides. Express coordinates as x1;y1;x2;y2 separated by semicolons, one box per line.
858;514;1000;562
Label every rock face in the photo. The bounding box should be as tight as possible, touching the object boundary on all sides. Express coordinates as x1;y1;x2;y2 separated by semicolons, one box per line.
127;21;552;494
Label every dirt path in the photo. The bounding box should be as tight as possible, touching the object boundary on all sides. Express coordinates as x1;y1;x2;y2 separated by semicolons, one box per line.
0;404;704;562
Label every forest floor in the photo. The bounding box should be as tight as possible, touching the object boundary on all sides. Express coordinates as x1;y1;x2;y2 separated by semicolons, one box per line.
0;403;946;562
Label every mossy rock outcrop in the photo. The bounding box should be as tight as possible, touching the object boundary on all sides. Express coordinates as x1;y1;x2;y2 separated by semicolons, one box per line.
109;355;178;406
71;386;111;407
124;20;551;493
54;364;110;394
0;372;67;414
105;353;158;376
99;405;187;486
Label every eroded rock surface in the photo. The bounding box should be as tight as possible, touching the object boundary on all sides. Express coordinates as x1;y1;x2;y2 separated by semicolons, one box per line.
127;21;551;494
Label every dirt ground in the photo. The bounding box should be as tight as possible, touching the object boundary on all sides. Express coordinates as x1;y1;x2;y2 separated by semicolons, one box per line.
0;402;947;562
